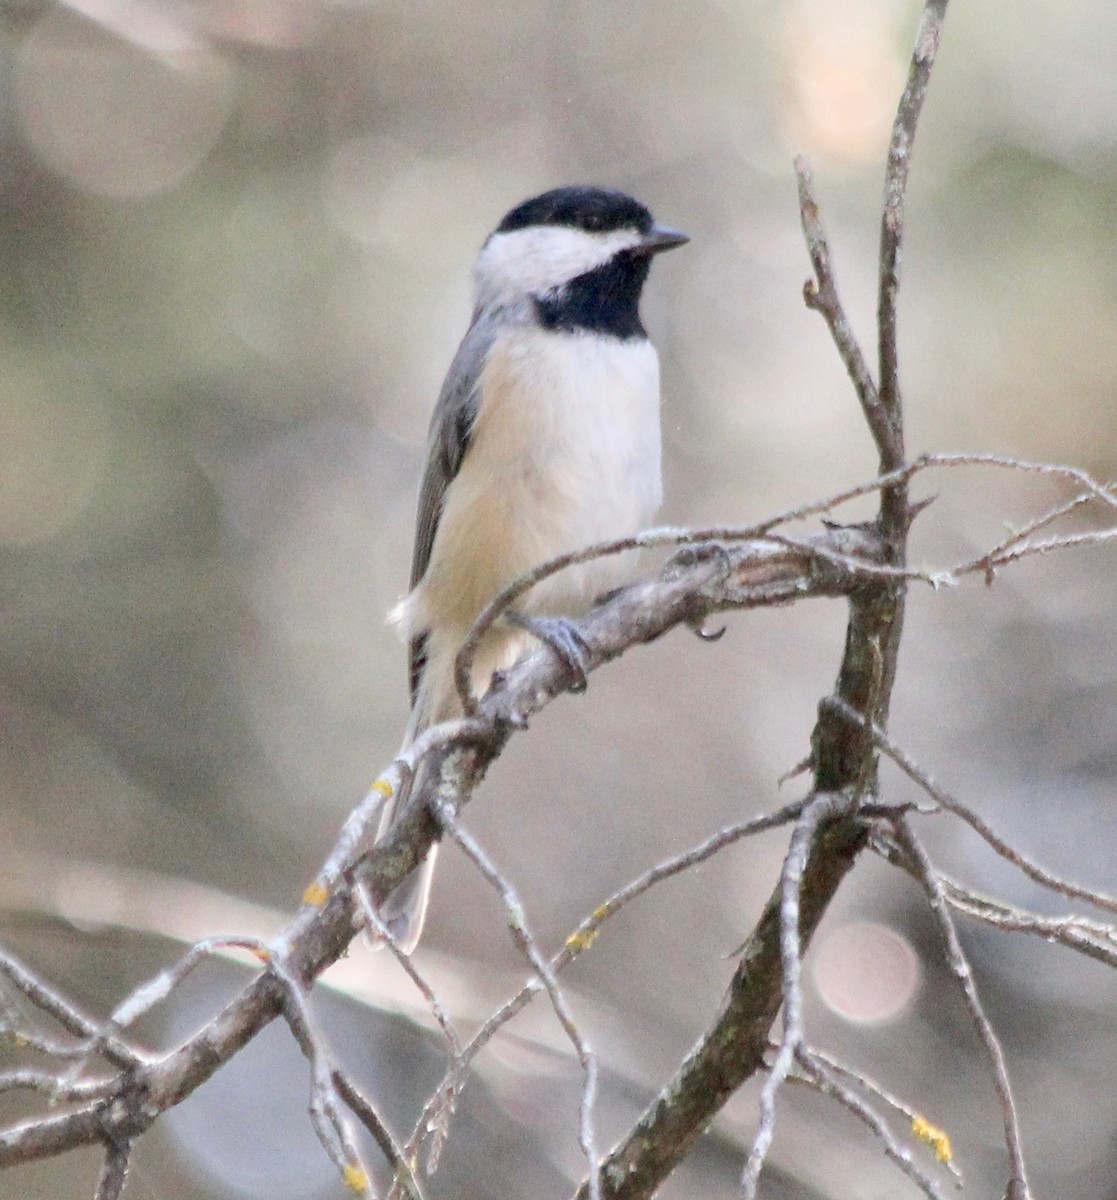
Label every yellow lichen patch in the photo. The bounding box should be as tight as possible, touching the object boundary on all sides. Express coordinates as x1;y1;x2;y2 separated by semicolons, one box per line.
912;1114;953;1163
342;1163;369;1193
302;881;329;908
564;926;600;953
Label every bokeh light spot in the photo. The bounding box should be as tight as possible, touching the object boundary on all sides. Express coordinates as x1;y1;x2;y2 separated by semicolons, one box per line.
812;920;921;1024
782;0;904;165
14;7;236;199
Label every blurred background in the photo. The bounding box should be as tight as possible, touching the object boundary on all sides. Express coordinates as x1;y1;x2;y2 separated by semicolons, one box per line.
1;0;1116;1197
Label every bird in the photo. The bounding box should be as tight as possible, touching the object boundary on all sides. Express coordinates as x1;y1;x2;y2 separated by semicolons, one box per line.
376;185;688;951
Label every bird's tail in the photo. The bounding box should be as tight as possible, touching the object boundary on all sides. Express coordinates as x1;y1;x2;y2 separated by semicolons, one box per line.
372;626;529;952
372;809;438;954
371;674;446;953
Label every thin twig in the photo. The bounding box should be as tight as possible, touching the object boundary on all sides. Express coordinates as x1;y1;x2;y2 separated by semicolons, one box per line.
944;881;1117;966
827;697;1117;913
740;792;845;1198
916;451;1117;510
879;0;949;443
0;1070;108;1102
0;1024;100;1062
435;803;602;1200
891;819;1030;1198
796;1044;963;1186
795;156;885;443
950;488;1113;582
870;864;1117;970
355;882;462;1060
407;800;806;1165
0;949;141;1072
792;1048;953;1200
262;948;374;1198
354;881;463;1177
558;801;806;964
979;526;1117;571
111;935;272;1030
332;1071;427;1200
92;1136;131;1200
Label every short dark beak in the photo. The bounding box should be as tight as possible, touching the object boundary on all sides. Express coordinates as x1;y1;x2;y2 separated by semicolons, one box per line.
634;225;689;256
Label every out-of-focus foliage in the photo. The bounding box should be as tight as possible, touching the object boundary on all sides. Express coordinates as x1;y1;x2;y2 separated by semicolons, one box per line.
2;2;1116;1197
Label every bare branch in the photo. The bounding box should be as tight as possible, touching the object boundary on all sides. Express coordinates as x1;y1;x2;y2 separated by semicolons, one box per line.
455;521;891;712
0;1070;108;1103
796;1044;964;1187
354;882;464;1179
890;819;1030;1199
0;521;888;1178
441;448;1117;713
795;157;885;443
868;852;1117;971
792;1048;955;1200
879;0;949;443
974;526;1117;572
355;883;462;1061
951;491;1111;583
741;792;847;1198
0;1025;103;1063
572;795;865;1200
264;951;375;1198
92;1137;131;1200
332;1072;427;1200
828;696;1117;913
941;879;1117;968
435;803;602;1200
408;800;806;1168
0;1102;110;1167
562;801;806;956
110;935;272;1030
567;4;958;1194
0;948;141;1072
915;451;1117;510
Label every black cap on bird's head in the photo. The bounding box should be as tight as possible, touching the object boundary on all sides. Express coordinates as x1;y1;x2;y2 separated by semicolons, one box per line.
496;185;688;255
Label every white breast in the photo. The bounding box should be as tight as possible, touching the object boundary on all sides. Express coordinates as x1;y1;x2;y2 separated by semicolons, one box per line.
414;326;663;637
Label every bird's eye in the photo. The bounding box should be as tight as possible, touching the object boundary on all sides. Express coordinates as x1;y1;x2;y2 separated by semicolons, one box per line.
582;213;604;232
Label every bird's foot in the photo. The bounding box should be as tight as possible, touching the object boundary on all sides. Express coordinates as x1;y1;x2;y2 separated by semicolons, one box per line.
506;612;593;693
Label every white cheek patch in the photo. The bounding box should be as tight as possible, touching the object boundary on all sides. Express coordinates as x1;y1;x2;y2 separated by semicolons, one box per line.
473;225;644;307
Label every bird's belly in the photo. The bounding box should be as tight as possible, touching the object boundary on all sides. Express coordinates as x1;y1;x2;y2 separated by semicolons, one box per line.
418;329;663;632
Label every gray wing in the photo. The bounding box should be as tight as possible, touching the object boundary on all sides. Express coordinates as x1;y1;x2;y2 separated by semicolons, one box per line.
407;311;497;702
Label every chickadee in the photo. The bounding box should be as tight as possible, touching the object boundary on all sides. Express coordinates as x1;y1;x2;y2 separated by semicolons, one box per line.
378;185;688;950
